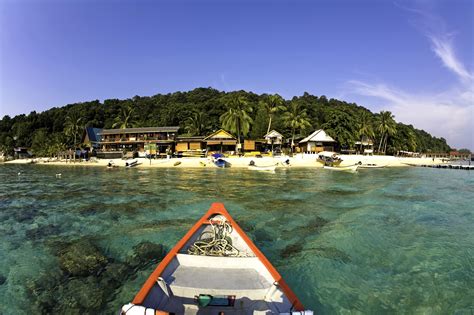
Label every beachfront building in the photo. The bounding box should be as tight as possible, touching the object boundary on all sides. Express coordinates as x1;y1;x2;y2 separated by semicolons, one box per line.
14;147;32;159
264;130;284;152
175;136;205;157
298;129;336;153
82;127;102;150
98;126;179;157
355;136;374;155
204;129;237;155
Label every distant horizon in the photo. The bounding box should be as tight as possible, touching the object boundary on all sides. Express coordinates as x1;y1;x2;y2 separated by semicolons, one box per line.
1;0;472;149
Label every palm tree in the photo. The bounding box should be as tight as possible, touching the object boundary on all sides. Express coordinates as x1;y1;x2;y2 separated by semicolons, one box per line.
112;105;136;129
185;111;210;136
64;112;84;161
376;111;397;154
282;102;311;152
357;111;375;152
260;94;286;134
219;95;253;153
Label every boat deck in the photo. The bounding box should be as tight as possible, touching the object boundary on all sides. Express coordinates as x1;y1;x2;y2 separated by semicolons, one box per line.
169;265;271;290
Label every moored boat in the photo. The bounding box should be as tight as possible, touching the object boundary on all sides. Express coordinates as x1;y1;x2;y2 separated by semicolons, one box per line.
248;165;277;172
317;152;343;166
120;203;311;315
323;164;359;172
358;163;387;169
248;160;277;172
125;159;141;168
211;153;231;168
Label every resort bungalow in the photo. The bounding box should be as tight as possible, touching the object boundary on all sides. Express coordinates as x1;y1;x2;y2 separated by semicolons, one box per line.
298;129;336;153
14;147;32;159
98;126;179;157
204;129;237;155
355;136;374;155
82;127;102;150
264;130;284;152
175;136;205;157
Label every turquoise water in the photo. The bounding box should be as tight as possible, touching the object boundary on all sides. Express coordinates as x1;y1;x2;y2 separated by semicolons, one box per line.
0;165;473;314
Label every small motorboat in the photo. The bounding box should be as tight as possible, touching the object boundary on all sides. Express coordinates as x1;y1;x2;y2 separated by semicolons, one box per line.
125;159;141;168
358;163;387;169
120;203;312;315
248;165;277;172
317;153;343;166
248;160;277;172
211;153;231;168
323;164;359;172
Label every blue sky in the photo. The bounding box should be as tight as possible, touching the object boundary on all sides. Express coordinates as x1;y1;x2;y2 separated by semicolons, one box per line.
0;0;472;149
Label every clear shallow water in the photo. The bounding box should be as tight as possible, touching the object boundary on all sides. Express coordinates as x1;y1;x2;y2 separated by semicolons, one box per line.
0;165;473;314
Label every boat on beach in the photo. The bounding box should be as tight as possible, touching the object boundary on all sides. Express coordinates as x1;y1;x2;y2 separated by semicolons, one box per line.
323;164;359;172
358;163;387;169
120;203;311;315
248;164;277;172
248;160;277;172
211;153;231;168
125;159;141;168
317;152;343;166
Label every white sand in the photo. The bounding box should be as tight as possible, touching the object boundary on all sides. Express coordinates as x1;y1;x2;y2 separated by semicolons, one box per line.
3;154;447;168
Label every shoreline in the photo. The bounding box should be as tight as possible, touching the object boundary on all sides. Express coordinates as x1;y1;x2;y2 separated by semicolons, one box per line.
2;154;448;168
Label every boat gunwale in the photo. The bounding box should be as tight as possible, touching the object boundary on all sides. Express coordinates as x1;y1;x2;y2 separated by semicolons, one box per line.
131;202;304;311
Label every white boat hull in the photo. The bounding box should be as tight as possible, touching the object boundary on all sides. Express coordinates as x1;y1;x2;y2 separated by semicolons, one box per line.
323;164;358;172
359;164;387;169
248;165;276;171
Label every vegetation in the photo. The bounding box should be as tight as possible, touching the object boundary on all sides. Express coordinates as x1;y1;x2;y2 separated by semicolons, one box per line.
0;88;451;156
259;94;286;135
281;102;312;151
376;111;397;154
111;104;136;129
219;94;253;152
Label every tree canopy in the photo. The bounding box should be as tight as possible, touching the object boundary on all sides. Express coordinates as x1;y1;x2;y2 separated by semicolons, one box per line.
0;87;451;156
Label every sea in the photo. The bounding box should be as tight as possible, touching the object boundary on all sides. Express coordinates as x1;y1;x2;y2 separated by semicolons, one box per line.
0;164;473;314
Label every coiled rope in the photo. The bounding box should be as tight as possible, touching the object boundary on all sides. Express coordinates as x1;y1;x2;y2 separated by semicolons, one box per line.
187;215;240;257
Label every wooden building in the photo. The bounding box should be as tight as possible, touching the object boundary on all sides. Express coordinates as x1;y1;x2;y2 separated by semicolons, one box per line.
264;130;284;152
355;136;374;155
175;136;205;157
204;129;237;155
98;126;179;156
298;129;336;153
82;127;102;150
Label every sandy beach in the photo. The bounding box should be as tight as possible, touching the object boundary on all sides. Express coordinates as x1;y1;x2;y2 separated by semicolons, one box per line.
3;154;447;168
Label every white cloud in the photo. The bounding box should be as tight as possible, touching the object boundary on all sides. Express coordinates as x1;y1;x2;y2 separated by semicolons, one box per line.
348;80;473;149
429;35;473;82
345;6;473;150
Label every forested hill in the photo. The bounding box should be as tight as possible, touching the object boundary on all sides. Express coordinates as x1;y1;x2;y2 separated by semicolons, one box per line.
0;88;450;155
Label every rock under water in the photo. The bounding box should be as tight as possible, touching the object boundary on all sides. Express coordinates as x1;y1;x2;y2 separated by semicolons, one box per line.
26;238;168;314
58;240;108;276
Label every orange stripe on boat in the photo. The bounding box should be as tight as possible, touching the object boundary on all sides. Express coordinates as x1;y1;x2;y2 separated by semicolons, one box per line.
132;202;304;311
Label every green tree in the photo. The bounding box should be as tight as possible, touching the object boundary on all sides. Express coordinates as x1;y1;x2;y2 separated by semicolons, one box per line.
64;111;84;160
0;133;15;156
31;128;49;156
376;111;397;154
321;109;356;148
219;95;253;152
260;94;286;134
112;105;136;129
282;101;311;152
356;111;375;151
184;111;210;136
458;148;471;154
